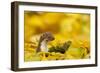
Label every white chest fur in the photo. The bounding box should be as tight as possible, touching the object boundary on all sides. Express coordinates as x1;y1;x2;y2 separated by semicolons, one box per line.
40;39;48;52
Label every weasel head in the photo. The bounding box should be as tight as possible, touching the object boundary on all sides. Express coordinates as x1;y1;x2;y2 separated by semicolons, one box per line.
42;32;55;42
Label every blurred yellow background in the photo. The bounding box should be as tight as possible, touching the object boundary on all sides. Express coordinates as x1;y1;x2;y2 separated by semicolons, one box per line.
24;11;90;61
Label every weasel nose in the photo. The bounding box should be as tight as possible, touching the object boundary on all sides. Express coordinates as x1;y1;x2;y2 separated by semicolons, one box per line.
49;37;54;41
46;37;55;42
52;37;55;40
